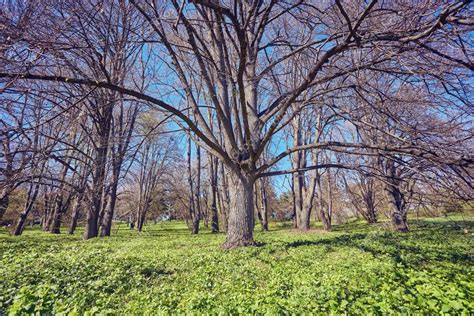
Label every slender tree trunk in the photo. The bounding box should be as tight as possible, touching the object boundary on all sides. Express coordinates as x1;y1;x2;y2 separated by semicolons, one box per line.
260;179;269;231
13;212;28;236
13;183;40;236
187;136;199;234
0;189;10;221
210;188;219;233
68;196;83;234
317;174;332;231
209;156;219;233
218;161;229;232
195;144;202;232
290;174;297;228
42;193;50;230
223;173;255;249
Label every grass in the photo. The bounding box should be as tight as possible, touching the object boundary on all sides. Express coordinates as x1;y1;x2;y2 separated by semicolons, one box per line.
1;214;473;315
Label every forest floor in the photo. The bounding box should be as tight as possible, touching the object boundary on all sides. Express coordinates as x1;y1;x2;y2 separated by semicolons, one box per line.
1;214;473;314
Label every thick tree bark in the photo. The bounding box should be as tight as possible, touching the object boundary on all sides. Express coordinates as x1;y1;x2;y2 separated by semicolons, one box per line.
50;195;63;234
101;180;118;236
384;159;409;232
84;137;109;239
223;173;255;249
364;194;377;224
137;215;145;232
387;185;409;232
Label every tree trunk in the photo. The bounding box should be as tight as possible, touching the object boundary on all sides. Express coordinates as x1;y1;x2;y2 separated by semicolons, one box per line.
210;162;219;232
187;135;199;234
223;173;255;249
0;190;10;221
42;193;51;230
101;181;118;237
321;211;332;231
68;197;82;234
43;205;54;231
384;159;409;232
84;142;108;239
317;174;332;231
218;161;229;232
50;195;64;234
13;213;28;236
260;180;269;231
297;207;311;231
387;186;409;232
290;174;298;228
13;182;40;236
195;144;202;231
192;216;199;234
137;215;145;232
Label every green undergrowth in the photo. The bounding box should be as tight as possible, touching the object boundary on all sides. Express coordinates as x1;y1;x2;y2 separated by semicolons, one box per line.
1;214;473;315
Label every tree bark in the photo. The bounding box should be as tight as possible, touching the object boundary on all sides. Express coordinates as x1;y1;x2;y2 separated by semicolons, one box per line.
387;185;409;232
317;174;332;231
0;191;10;222
218;161;229;232
84;136;109;239
223;173;255;249
259;179;269;231
101;179;118;236
13;182;40;236
208;154;219;233
68;196;82;234
50;194;63;234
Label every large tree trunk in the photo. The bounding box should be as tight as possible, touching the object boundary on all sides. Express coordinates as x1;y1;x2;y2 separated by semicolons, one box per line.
387;185;409;232
50;195;64;234
384;160;409;232
223;173;255;249
297;207;311;231
101;180;118;237
137;215;145;232
84;195;101;239
84;141;108;239
365;193;377;224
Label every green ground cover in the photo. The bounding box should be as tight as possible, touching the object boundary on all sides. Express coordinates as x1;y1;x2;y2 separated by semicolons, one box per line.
1;215;473;315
